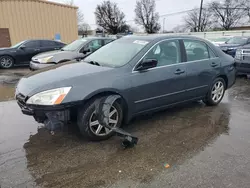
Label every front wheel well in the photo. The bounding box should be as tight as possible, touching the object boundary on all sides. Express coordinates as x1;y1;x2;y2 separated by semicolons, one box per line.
75;91;128;125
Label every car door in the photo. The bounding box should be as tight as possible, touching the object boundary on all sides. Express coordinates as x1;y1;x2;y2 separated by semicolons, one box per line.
79;39;103;57
182;39;221;99
16;40;41;64
130;39;187;113
40;40;57;53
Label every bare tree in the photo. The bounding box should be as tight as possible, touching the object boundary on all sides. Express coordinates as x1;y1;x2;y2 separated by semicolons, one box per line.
95;1;127;34
134;0;161;33
209;0;247;30
172;25;188;33
184;7;212;32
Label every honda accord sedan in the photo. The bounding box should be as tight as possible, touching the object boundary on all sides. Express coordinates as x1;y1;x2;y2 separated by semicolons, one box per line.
16;35;236;141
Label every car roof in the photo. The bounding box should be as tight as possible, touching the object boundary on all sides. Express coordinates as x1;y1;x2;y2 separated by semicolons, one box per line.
24;39;65;43
79;37;114;40
120;35;209;42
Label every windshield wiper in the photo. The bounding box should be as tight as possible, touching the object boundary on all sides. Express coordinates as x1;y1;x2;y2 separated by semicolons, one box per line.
86;61;101;66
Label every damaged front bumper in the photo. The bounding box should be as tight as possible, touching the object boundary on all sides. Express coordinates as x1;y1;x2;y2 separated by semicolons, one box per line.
16;93;77;124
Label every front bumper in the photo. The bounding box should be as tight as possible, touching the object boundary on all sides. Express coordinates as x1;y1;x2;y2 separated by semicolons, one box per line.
30;61;54;70
16;93;79;123
235;61;250;75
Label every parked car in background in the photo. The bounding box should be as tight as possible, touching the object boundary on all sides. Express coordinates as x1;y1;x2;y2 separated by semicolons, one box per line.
219;36;250;57
30;37;114;70
235;45;250;75
0;40;65;69
16;35;236;141
208;36;232;46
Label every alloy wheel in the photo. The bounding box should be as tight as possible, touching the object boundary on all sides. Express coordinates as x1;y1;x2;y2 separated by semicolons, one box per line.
0;57;13;68
211;81;224;103
89;106;119;136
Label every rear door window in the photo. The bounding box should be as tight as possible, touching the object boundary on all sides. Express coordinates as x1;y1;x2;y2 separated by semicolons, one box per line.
41;40;56;47
183;40;209;61
25;41;40;48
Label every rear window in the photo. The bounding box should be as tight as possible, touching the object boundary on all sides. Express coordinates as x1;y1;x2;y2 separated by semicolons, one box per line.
41;40;56;47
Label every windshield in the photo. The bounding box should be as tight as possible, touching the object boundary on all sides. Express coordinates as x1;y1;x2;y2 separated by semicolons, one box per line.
84;38;148;67
11;41;25;48
226;37;248;45
62;39;87;51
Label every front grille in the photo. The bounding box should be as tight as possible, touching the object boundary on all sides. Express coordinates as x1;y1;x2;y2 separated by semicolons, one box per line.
242;50;250;61
243;56;250;61
243;49;250;54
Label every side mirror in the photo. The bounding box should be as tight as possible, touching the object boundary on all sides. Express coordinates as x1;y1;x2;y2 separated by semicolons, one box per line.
82;48;91;54
136;59;158;71
19;45;26;49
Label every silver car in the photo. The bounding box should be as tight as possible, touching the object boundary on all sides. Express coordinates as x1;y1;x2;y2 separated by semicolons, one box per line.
30;37;114;70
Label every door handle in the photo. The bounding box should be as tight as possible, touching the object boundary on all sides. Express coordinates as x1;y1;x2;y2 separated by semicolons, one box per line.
34;49;40;51
211;62;219;67
174;69;185;75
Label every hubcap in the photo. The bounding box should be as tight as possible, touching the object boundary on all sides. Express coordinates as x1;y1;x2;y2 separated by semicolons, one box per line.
0;57;12;68
89;106;119;136
211;81;224;103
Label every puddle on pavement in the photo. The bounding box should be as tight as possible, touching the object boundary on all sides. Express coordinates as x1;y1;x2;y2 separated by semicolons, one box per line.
1;78;250;188
0;68;30;102
0;84;15;101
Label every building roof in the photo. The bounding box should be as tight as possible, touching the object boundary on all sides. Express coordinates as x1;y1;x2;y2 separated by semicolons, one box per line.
5;0;78;9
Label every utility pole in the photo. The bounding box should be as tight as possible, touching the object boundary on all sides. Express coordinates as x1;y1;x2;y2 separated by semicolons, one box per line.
198;0;204;32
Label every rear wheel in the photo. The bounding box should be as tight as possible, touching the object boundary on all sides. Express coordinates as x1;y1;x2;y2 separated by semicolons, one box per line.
77;97;123;141
0;56;14;69
203;77;226;106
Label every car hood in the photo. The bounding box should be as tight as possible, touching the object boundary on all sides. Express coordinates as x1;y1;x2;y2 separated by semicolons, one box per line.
219;44;242;48
16;61;113;96
237;44;250;50
33;50;61;58
0;47;14;52
33;50;79;61
0;47;10;50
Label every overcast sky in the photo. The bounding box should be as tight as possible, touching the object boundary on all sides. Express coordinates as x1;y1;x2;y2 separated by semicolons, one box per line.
51;0;217;31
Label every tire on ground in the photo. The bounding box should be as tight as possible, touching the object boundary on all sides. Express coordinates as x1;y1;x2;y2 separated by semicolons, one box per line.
0;55;14;69
77;97;123;141
203;77;226;106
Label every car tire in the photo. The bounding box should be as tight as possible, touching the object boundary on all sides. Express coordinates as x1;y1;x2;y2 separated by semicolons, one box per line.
77;97;123;141
0;56;14;69
203;77;226;106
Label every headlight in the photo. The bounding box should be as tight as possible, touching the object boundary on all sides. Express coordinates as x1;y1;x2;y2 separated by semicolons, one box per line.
228;47;236;51
26;87;71;105
38;56;53;63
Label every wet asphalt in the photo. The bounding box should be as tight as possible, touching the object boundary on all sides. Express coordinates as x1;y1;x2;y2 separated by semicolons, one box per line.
1;69;250;188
